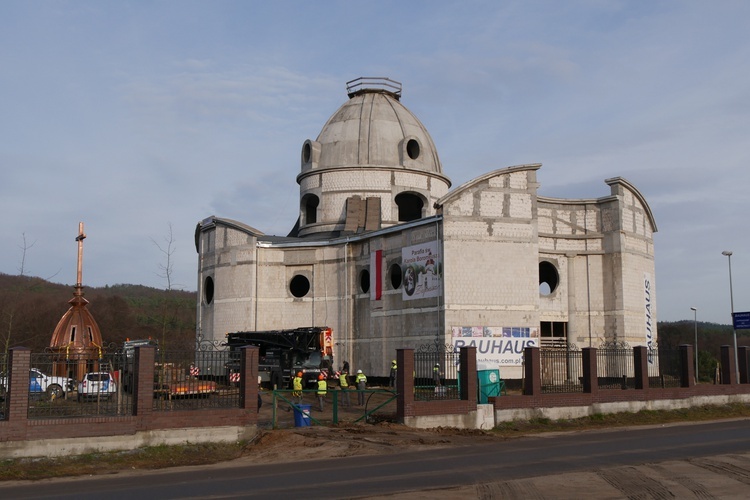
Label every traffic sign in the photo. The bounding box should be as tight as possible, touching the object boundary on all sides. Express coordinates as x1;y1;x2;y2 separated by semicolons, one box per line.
732;311;750;329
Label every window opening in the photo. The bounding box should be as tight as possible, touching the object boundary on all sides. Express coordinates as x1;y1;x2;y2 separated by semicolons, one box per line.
395;192;423;222
290;275;311;298
539;261;559;295
360;269;370;293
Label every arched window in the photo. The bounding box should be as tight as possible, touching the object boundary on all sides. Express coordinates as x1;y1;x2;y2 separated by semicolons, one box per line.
395;192;424;222
303;194;319;225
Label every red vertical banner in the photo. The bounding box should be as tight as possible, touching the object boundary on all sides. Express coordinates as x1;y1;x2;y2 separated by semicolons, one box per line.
370;249;382;300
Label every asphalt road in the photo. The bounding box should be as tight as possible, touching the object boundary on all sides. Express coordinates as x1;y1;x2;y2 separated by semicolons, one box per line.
2;419;749;499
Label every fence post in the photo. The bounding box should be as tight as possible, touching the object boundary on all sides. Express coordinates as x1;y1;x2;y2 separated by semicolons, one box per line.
6;347;31;423
523;347;541;396
396;349;414;420
720;345;737;385
582;348;598;394
459;346;477;402
679;345;695;388
240;346;259;414
633;346;649;390
738;346;748;384
133;345;155;416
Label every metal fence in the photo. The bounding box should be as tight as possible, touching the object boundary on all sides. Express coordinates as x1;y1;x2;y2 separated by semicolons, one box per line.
541;348;583;393
414;345;460;401
28;351;133;419
152;349;240;412
597;348;635;390
539;346;685;393
647;348;681;388
12;347;242;419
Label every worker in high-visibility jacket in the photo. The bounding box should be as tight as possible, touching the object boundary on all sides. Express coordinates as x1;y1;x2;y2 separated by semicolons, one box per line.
316;374;327;411
355;369;367;406
338;369;351;407
292;371;303;404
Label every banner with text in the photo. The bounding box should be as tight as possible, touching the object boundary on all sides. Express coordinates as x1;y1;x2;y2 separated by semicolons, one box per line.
402;240;442;301
451;326;539;369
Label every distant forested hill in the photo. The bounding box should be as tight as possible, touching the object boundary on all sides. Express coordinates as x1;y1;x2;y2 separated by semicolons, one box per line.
1;273;196;353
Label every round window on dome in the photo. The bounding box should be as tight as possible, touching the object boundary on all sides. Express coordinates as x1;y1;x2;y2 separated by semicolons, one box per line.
406;139;420;160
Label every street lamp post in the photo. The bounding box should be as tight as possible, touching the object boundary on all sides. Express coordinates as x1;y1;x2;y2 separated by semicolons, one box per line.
722;250;740;381
690;307;698;383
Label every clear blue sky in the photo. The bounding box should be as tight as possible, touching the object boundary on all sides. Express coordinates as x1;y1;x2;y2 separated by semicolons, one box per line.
2;1;749;324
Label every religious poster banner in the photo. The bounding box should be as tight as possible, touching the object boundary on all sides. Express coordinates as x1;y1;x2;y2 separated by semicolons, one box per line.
401;240;442;301
451;326;540;369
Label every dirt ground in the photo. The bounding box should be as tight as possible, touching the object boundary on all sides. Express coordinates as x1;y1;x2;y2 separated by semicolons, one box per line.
248;387;503;464
241;421;503;465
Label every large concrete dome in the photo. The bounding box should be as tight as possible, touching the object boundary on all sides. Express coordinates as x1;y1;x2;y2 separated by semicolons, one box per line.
303;79;443;174
295;78;451;238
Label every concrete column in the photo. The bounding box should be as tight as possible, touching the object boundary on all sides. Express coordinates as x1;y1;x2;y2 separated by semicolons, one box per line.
680;345;695;388
133;346;155;416
720;345;737;385
459;346;477;402
523;347;541;396
396;349;414;420
582;347;598;394
738;346;749;384
633;346;649;390
240;346;259;412
7;347;31;422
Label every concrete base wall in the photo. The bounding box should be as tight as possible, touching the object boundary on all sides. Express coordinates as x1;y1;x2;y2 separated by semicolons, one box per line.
495;393;750;423
0;425;258;459
403;404;494;430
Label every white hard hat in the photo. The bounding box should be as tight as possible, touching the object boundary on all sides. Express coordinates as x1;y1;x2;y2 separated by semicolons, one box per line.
357;369;362;374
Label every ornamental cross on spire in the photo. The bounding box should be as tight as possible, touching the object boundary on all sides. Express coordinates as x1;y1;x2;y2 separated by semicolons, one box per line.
76;221;86;287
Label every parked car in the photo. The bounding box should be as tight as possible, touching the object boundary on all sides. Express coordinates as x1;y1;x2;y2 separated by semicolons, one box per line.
77;372;117;401
0;368;75;399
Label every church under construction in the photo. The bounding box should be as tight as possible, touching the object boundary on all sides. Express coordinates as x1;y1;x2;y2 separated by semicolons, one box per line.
194;78;657;379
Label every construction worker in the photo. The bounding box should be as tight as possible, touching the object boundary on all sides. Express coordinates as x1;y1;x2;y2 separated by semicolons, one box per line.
389;359;397;388
338;368;351;407
292;371;303;405
316;373;327;411
433;363;442;387
355;369;367;406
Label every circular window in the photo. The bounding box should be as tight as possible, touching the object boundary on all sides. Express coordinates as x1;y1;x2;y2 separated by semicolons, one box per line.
290;275;311;298
203;276;214;305
360;269;370;293
406;139;420;160
389;263;402;289
302;142;312;163
539;261;559;296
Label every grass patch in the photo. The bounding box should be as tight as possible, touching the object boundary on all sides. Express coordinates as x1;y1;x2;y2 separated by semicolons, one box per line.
491;403;750;437
0;442;245;481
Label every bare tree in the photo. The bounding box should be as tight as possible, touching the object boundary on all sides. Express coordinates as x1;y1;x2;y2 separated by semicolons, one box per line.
150;223;187;352
17;233;35;277
150;222;177;291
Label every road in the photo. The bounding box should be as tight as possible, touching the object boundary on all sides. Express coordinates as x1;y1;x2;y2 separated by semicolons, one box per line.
2;419;749;499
